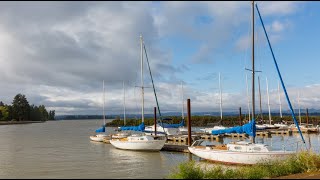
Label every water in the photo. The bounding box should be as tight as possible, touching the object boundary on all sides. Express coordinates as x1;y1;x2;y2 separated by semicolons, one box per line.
0;120;319;178
0;120;190;179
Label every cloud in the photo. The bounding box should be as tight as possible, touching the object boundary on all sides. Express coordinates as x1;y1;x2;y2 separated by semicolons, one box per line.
0;1;314;116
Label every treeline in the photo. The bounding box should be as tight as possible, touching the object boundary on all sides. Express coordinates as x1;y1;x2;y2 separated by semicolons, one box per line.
0;93;55;121
106;114;320;127
56;115;115;120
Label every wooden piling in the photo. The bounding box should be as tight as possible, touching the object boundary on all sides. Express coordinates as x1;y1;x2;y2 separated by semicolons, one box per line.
306;108;309;125
154;107;157;136
239;107;242;126
187;99;191;146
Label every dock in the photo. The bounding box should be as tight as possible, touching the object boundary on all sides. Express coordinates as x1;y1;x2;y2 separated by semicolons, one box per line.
161;143;189;153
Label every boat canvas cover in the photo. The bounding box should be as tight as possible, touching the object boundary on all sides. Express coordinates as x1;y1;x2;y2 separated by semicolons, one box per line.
159;119;184;128
95;125;106;133
119;122;145;132
211;119;256;137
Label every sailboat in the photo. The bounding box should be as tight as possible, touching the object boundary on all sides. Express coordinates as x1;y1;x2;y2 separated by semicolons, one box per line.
143;42;182;136
274;81;289;129
260;76;277;129
145;82;187;136
90;80;111;142
109;35;166;151
178;82;188;134
200;72;227;134
188;1;305;165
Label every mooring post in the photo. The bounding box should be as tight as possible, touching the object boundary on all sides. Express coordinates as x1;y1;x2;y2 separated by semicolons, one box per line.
306;108;309;125
154;107;157;136
187;99;192;146
239;107;242;126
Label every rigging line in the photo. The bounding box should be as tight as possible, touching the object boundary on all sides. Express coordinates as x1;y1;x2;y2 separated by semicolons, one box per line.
143;43;167;137
255;3;306;147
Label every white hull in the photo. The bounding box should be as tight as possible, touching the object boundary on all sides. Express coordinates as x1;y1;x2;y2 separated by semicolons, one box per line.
274;123;289;130
90;134;110;142
110;139;166;151
188;140;295;165
188;146;294;165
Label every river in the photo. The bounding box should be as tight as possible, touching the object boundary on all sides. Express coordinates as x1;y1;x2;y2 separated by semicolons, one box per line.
0;119;319;178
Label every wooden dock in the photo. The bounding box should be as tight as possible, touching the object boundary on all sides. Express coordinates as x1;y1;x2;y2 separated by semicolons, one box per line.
270;129;293;136
161;143;189;153
256;131;272;137
225;133;247;138
167;135;200;144
200;134;223;141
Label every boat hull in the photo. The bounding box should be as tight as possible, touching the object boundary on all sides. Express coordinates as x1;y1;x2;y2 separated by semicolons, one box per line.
90;134;110;142
188;147;294;165
110;139;166;151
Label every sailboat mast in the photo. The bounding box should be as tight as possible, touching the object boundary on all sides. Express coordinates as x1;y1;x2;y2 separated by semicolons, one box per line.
258;76;263;123
123;81;126;125
140;34;144;123
251;0;255;143
246;74;251;121
298;91;301;125
181;81;185;120
278;81;282;118
103;80;106;126
219;72;223;121
266;77;272;125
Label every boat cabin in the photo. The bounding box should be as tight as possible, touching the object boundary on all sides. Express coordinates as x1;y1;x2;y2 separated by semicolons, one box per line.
227;141;271;152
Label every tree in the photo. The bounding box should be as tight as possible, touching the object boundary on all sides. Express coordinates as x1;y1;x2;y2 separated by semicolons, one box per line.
0;106;9;121
12;94;30;121
49;110;55;120
38;105;48;121
29;105;41;121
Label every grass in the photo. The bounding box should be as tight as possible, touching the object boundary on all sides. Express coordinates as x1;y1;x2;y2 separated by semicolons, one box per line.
167;150;320;179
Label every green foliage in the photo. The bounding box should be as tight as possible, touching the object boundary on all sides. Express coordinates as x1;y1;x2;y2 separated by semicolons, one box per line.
48;110;55;120
0;94;55;121
0;106;9;120
12;94;30;121
168;161;204;179
168;151;320;179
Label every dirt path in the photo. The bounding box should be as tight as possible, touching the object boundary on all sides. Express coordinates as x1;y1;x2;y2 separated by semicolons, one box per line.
275;172;320;179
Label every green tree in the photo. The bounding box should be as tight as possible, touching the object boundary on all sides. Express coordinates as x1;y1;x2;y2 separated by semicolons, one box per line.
0;106;9;121
38;105;48;121
12;94;30;121
48;110;55;120
29;105;41;121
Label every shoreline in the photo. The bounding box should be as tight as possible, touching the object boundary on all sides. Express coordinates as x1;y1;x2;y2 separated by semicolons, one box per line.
0;121;46;125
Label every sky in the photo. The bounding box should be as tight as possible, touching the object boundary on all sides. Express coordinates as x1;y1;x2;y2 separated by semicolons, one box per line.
0;1;319;116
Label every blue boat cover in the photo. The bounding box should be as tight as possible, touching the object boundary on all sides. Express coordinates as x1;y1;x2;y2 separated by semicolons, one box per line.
211;119;256;137
95;125;106;133
159;119;185;128
119;122;145;132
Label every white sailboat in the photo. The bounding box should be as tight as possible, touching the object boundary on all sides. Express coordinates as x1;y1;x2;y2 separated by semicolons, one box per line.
260;77;277;129
90;80;111;142
200;72;227;134
178;81;188;134
110;35;166;151
189;2;300;165
274;81;289;129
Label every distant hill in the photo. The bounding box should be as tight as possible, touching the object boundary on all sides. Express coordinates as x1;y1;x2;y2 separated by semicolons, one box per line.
55;109;320;120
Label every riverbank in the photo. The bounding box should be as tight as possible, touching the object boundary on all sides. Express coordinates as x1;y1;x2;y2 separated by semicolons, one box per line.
0;121;46;125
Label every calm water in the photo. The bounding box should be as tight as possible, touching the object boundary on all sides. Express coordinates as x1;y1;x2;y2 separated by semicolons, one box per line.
0;120;191;179
0;119;319;179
